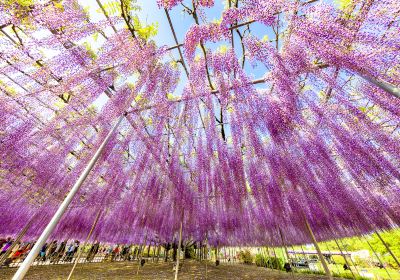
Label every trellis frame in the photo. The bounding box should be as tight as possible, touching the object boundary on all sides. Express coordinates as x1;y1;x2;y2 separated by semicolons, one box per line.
1;1;399;279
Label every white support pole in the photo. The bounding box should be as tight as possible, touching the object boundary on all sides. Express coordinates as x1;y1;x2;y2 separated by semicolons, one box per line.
12;114;125;280
361;75;400;99
304;219;332;280
174;221;183;280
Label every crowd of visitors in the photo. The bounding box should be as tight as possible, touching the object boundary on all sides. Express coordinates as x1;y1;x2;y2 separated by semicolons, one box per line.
0;237;149;267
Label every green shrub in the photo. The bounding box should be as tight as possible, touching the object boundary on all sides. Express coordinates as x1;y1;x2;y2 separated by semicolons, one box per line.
238;250;254;264
332;255;346;265
269;256;284;270
184;246;196;259
255;254;266;267
247;252;285;269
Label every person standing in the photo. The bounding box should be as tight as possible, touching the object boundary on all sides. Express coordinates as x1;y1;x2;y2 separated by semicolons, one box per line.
65;241;76;262
87;240;100;262
46;240;58;262
39;243;48;262
0;237;13;256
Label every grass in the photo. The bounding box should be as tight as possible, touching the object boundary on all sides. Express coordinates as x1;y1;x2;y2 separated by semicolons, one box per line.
290;262;400;279
327;263;400;280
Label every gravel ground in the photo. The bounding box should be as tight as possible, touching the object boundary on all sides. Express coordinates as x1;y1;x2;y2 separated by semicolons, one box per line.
1;260;342;280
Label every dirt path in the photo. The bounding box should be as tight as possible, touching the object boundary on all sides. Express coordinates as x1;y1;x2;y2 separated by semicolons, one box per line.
1;260;341;279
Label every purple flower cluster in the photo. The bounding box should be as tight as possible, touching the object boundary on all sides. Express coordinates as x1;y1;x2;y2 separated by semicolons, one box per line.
0;0;399;247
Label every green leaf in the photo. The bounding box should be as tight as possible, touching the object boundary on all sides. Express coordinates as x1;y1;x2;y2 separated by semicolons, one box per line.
334;0;353;10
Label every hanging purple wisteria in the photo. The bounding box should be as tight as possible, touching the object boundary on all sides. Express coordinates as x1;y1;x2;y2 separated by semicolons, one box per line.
0;0;399;248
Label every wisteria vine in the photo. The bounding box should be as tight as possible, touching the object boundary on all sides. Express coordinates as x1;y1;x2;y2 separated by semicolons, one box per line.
0;0;399;247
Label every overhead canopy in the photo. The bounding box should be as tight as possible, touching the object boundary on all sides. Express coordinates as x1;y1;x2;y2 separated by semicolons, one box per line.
0;0;399;246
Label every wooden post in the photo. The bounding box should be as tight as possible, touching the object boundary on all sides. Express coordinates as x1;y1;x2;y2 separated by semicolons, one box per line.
174;221;183;280
363;236;392;280
324;242;341;275
334;239;356;280
67;209;102;280
182;242;187;264
304;219;332;280
290;245;298;261
156;244;161;262
279;228;295;278
147;242;151;258
375;231;400;267
264;246;271;269
199;241;202;261
205;237;208;279
278;228;291;263
136;234;147;275
339;239;360;276
0;213;39;264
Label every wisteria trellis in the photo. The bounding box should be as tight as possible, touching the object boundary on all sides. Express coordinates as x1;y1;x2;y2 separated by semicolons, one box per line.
0;0;399;250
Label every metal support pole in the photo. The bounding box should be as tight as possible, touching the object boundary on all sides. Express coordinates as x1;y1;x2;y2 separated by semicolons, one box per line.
361;75;400;99
375;231;400;267
304;219;332;280
174;221;183;280
12;114;125;280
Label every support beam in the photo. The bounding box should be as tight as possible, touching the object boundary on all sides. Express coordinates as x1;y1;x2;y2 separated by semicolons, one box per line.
0;215;36;264
375;231;400;267
334;239;356;280
67;209;102;280
12;114;125;280
304;219;332;280
339;239;360;276
174;220;183;280
278;228;290;263
136;234;147;275
359;75;400;99
363;236;392;280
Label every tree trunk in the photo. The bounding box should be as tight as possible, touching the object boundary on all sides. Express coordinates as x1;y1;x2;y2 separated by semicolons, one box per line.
172;243;177;262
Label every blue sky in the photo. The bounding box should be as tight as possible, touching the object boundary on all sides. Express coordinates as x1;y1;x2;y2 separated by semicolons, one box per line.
82;0;337;110
135;0;276;96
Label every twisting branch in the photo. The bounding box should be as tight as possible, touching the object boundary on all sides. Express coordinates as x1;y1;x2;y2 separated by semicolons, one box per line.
236;25;250;69
190;1;227;141
11;25;23;46
181;3;194;15
120;0;136;39
95;0;118;33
